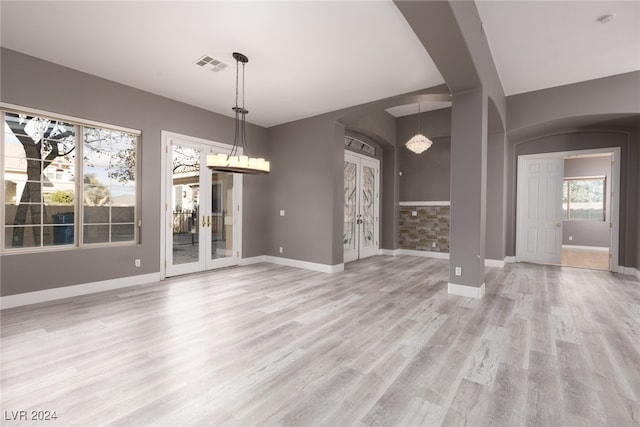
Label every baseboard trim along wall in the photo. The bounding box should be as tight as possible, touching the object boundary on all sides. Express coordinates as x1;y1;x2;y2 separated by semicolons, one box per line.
484;259;506;268
397;249;449;259
562;245;610;252
0;272;161;310
263;256;344;273
448;282;486;298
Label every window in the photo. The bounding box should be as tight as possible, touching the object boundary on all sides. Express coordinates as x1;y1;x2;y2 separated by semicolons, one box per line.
2;109;139;251
562;176;606;221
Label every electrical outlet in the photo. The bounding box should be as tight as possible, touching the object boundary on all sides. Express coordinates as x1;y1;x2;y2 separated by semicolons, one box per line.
134;259;141;268
432;242;437;248
411;211;417;217
455;267;462;276
569;235;573;241
280;210;285;216
279;247;283;253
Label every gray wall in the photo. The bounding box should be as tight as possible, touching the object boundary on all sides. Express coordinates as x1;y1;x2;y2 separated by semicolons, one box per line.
396;108;452;201
563;156;611;248
0;48;268;296
265;114;343;266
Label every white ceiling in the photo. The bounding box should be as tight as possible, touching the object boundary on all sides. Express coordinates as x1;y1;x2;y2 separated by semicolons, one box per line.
0;1;443;127
476;0;640;96
1;1;638;127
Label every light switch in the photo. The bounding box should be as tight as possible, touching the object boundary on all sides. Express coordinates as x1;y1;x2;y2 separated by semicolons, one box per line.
280;210;285;216
411;211;417;217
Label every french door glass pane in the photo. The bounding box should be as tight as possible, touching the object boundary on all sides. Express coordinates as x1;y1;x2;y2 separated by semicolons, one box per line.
211;171;233;259
171;146;200;265
344;161;357;251
362;165;375;248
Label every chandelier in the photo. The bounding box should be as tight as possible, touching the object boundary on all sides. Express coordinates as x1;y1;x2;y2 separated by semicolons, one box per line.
207;52;270;174
405;104;432;154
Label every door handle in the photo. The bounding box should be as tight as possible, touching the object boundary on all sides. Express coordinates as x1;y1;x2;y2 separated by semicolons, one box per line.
207;216;211;227
357;219;363;224
202;216;206;228
556;223;561;228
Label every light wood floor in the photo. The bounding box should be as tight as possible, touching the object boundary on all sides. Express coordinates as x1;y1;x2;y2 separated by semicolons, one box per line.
562;247;610;271
2;257;639;426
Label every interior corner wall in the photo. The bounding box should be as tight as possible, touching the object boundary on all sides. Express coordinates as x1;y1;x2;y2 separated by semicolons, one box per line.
265;114;342;266
485;132;506;260
637;124;640;270
381;145;400;251
0;48;268;296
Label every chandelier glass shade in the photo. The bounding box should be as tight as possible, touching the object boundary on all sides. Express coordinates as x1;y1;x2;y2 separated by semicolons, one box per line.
207;52;270;174
405;103;432;154
405;133;433;154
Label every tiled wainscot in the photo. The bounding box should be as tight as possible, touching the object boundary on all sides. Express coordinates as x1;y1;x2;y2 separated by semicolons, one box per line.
399;204;450;252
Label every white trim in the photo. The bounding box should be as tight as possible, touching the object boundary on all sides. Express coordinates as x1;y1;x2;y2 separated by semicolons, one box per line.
1;102;141;135
399;201;450;207
0;273;161;310
398;249;449;259
448;282;485;298
505;256;516;263
380;249;399;256
562;245;609;253
485;259;506;268
239;255;268;266
617;266;640;280
265;256;344;273
515;147;620;272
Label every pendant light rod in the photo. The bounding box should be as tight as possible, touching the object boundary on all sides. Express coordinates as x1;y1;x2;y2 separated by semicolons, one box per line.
207;52;270;174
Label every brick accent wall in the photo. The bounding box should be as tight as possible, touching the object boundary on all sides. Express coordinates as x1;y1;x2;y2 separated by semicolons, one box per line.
399;205;450;252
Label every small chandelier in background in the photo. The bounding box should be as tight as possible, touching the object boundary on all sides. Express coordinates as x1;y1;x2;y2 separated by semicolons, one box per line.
405;104;432;154
207;52;270;174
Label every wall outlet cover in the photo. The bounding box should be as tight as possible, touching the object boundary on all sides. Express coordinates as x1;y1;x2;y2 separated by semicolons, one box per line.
455;267;462;276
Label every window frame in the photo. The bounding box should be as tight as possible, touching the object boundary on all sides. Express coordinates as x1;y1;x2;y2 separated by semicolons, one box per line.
562;175;606;222
1;105;141;253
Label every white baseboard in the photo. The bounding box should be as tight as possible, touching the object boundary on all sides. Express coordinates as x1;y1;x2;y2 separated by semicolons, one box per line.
562;245;609;252
239;255;268;266
379;249;399;256
1;272;161;310
485;259;506;268
397;249;449;259
505;256;516;263
448;282;485;298
264;256;344;273
617;266;640;280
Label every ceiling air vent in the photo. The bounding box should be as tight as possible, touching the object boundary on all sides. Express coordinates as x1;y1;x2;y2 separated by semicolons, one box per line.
194;55;228;72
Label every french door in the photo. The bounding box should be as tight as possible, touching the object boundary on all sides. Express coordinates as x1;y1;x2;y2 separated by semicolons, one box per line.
344;151;379;263
516;156;563;264
164;135;241;277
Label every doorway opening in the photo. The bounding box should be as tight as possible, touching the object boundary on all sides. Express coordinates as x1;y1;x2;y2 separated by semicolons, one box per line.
344;150;380;263
516;148;619;271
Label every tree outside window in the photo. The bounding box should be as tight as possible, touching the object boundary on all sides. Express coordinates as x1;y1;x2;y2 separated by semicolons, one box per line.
562;177;606;221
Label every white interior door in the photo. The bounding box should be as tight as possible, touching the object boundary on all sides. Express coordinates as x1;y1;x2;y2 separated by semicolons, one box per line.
517;156;564;264
344;152;379;263
164;135;241;277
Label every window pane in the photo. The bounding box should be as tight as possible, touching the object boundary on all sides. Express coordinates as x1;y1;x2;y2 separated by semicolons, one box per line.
84;206;110;223
3;112;76;249
562;181;568;220
564;178;605;221
112;224;135;242
83;126;137;244
5;226;40;248
47;225;74;246
83;225;109;244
